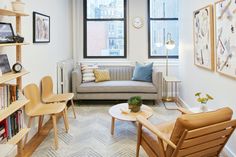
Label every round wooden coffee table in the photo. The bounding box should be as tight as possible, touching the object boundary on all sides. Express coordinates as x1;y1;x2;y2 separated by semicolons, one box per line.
109;103;153;135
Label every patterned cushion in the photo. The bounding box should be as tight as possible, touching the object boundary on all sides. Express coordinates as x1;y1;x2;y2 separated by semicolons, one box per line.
94;69;110;83
81;64;98;83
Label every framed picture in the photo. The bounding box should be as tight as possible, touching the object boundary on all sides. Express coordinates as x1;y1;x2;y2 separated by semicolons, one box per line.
33;12;50;43
0;22;15;44
0;54;11;74
215;0;236;79
193;5;214;71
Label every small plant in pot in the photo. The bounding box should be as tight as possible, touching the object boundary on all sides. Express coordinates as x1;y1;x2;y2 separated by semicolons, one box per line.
128;96;142;112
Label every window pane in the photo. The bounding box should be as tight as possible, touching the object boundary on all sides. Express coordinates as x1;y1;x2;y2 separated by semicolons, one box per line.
87;21;124;57
87;0;124;19
150;20;179;57
150;0;178;18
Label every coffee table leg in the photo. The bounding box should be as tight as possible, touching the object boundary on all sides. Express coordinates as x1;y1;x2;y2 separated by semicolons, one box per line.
111;117;115;135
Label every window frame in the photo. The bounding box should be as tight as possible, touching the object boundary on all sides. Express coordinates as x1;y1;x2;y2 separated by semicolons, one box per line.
148;0;179;59
83;0;127;59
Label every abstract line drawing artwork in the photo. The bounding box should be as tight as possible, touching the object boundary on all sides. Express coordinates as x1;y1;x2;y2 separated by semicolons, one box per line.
193;5;214;70
215;0;236;79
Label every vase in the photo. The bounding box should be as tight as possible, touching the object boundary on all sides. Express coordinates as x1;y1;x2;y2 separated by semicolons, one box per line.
128;104;141;113
200;103;208;112
12;1;25;12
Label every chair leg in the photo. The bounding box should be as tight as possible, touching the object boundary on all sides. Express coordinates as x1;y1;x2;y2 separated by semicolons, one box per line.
38;115;44;133
62;108;69;133
71;99;76;119
52;115;58;150
24;117;34;146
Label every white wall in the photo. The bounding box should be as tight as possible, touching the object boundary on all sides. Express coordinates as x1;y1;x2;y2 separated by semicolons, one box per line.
0;0;72;141
179;0;236;155
74;0;179;76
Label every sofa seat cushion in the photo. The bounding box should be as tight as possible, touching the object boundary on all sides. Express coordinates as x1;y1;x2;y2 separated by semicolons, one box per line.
77;80;157;93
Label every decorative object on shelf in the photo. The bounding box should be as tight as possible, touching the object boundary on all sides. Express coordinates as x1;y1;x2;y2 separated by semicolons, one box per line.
11;0;25;12
13;34;24;43
132;17;144;29
128;96;142;112
165;32;175;76
0;22;15;43
12;62;22;73
193;5;214;71
0;1;8;9
195;92;213;112
215;0;236;79
33;12;50;43
0;54;11;74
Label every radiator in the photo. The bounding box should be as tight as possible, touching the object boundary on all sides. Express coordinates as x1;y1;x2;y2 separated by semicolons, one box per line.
57;59;74;94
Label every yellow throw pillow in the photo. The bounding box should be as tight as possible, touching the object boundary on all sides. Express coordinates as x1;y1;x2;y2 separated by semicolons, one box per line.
94;69;110;82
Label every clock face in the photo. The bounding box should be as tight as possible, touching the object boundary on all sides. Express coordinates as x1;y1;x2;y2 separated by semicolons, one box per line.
133;17;143;29
13;63;22;73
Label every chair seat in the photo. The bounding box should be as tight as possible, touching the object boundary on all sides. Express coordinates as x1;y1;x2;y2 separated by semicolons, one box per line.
142;121;175;155
43;93;74;103
27;102;66;116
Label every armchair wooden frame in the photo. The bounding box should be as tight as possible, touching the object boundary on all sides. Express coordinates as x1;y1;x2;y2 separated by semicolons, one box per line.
136;109;236;157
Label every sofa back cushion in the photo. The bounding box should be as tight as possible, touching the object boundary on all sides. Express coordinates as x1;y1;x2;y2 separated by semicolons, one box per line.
166;107;233;157
99;65;134;80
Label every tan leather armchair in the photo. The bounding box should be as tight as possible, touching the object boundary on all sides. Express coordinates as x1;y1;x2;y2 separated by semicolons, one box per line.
136;107;236;157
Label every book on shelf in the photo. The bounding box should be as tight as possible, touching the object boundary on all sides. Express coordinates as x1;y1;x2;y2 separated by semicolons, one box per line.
0;109;24;143
0;84;18;110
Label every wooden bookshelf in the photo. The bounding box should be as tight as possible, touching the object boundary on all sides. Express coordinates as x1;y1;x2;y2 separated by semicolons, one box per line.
0;9;29;16
0;42;30;47
7;128;30;145
0;70;29;84
0;100;29;122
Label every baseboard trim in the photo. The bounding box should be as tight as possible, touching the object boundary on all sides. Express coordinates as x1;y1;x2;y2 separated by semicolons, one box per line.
178;97;235;157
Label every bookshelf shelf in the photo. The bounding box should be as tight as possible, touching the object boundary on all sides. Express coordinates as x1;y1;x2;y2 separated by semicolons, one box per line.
0;42;30;47
7;128;30;145
0;70;29;84
0;9;29;16
0;100;29;122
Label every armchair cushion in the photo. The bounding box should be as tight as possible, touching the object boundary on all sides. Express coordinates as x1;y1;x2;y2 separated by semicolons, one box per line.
142;121;175;156
166;107;233;157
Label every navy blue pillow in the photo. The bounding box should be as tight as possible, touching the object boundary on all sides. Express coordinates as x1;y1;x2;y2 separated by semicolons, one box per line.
132;62;153;82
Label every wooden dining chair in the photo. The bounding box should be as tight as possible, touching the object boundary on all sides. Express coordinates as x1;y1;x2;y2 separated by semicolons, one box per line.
41;76;76;119
136;107;236;157
23;84;69;150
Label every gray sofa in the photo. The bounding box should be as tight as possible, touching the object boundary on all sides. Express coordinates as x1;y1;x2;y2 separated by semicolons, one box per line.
72;65;162;101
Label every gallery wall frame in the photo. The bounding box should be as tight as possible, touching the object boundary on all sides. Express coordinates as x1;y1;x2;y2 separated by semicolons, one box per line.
215;0;236;79
193;5;214;71
33;12;50;43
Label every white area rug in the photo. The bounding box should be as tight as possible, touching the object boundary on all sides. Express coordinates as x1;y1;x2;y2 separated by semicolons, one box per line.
32;102;181;157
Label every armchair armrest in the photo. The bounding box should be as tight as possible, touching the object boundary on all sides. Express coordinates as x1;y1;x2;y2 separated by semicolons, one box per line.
72;66;82;95
136;116;177;149
152;70;162;100
177;107;193;114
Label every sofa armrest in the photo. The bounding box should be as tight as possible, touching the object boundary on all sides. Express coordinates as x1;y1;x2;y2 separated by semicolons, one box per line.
152;70;163;99
72;65;82;95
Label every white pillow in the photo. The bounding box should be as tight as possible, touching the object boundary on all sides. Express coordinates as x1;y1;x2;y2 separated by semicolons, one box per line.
80;64;98;83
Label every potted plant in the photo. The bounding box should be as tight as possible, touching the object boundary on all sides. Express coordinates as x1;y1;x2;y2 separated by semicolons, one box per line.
195;92;213;112
128;96;142;112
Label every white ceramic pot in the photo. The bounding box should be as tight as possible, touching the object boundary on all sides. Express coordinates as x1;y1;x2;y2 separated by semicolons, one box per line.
11;1;25;12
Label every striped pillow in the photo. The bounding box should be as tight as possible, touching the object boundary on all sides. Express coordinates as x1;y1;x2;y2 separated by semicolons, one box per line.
81;64;98;83
94;69;111;83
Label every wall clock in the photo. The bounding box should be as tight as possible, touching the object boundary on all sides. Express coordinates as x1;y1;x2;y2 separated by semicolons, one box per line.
132;17;144;29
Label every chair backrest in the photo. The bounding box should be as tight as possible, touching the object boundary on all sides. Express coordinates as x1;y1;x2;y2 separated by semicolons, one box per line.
23;83;42;116
41;76;53;101
166;107;235;157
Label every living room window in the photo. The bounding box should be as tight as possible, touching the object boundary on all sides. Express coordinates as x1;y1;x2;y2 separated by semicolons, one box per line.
84;0;127;58
148;0;179;58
